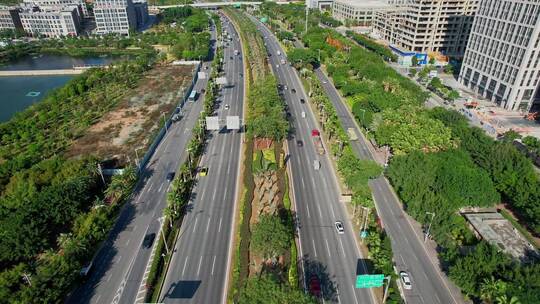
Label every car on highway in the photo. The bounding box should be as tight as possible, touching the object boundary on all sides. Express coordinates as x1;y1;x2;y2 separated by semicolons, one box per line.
335;221;344;234
199;167;208;176
224;104;230;110
296;140;303;147
291;88;296;93
166;172;175;181
300;98;305;104
230;56;233;60
400;271;412;290
142;233;156;248
308;274;322;298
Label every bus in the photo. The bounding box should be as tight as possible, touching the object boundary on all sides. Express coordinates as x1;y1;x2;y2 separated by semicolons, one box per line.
189;90;197;101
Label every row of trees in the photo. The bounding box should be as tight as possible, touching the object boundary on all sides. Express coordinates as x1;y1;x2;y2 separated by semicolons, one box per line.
225;7;313;303
272;5;540;302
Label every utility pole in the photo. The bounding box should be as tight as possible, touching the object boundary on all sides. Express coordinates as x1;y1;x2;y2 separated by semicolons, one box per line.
382;276;391;303
305;6;309;34
425;212;435;242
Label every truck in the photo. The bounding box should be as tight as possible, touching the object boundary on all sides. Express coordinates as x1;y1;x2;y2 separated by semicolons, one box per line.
311;129;325;155
347;128;358;140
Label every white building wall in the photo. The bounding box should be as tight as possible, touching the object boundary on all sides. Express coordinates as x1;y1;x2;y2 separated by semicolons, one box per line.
459;0;540;111
94;0;137;35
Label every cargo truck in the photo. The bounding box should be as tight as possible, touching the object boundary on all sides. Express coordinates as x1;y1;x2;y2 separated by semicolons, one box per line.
311;129;325;155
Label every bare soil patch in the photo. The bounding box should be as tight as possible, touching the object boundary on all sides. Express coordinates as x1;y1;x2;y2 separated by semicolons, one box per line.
66;64;196;165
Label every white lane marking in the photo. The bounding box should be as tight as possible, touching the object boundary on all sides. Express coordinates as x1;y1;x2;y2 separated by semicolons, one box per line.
182;256;189;276
351;284;360;304
306;202;311;218
95;295;101;303
434;293;441;304
206;218;211;233
317;203;323;221
192;217;199;233
125;239;130;246
312;239;318;257
147;182;154;192
117;255;122;263
135;296;145;302
330;204;336;219
106;275;111;282
339;238;346;257
158;182;164;192
325;239;331;257
336;285;342;303
224;187;228;199
218;217;223;233
301;176;305;189
211;255;217;275
212;188;217;202
197;255;203;276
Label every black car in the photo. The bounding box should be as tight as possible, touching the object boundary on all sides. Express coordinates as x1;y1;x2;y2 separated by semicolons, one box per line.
166;172;175;181
142;233;156;248
230;56;233;60
300;98;305;104
291;88;297;93
297;140;303;147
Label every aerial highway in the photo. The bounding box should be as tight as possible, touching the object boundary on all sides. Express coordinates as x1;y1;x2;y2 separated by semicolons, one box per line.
67;25;217;304
314;68;465;304
158;11;244;304
250;15;376;304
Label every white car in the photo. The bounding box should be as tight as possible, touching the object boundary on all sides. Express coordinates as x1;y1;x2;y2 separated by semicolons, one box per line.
224;104;230;110
335;221;344;234
400;271;412;290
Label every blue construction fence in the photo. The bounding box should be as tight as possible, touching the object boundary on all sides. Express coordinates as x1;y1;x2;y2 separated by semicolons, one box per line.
137;63;202;173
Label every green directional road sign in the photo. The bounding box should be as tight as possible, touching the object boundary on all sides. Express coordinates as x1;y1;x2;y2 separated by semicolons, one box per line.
356;274;384;288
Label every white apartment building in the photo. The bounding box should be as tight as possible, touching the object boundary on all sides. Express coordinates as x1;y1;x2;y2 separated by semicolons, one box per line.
332;0;391;26
22;0;88;17
0;6;23;31
459;0;540;111
307;0;333;10
94;0;138;35
19;5;81;37
373;0;478;58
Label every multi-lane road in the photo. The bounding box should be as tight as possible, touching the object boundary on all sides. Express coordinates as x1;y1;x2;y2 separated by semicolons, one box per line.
315;68;464;304
67;24;217;304
250;15;376;304
159;12;244;304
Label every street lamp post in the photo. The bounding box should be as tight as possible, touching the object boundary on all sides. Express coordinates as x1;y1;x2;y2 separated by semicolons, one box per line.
134;147;142;169
161;112;168;133
157;217;170;254
425;212;435;242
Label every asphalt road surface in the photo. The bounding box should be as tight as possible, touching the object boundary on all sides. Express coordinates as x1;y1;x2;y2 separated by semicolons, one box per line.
250;15;376;304
159;12;244;304
67;26;217;304
314;61;464;304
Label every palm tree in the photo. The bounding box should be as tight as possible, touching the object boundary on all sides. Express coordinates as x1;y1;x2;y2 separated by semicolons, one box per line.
495;295;520;304
480;277;507;303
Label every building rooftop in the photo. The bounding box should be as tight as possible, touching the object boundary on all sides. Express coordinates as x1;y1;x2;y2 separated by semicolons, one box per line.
463;212;538;262
333;0;391;9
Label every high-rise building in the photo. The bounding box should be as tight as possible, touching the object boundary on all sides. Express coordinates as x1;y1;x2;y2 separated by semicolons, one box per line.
133;0;148;29
0;6;23;31
459;0;540;111
373;0;478;58
19;5;81;37
93;0;138;35
332;0;391;26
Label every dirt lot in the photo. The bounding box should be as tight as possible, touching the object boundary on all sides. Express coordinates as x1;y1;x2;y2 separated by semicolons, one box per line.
66;64;196;165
